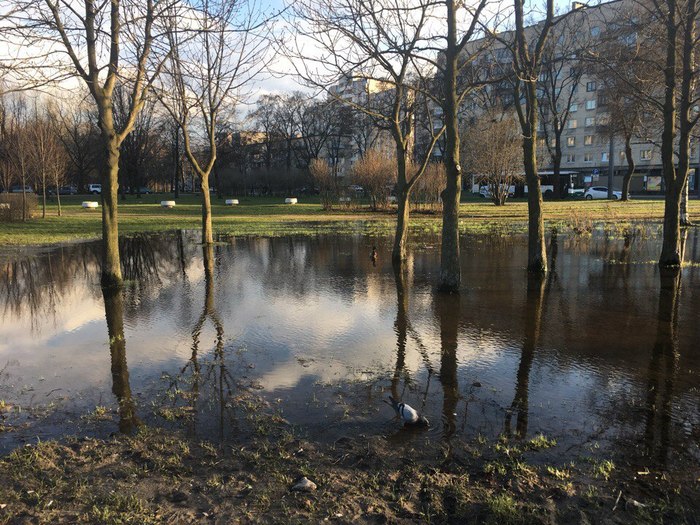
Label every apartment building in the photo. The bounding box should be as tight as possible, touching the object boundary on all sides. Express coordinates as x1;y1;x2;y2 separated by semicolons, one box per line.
325;77;396;176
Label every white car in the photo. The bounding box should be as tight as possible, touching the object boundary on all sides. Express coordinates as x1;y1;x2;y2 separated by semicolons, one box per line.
88;183;102;194
584;186;623;200
478;184;515;198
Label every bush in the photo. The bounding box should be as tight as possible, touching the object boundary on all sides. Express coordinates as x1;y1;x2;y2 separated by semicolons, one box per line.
309;158;337;210
0;193;38;222
411;162;446;212
349;150;396;211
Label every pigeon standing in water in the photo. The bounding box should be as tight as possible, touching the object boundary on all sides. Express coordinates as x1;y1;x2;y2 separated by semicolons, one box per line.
387;396;429;426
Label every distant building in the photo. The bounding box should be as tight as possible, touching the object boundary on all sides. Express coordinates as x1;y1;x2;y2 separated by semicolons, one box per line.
452;0;698;194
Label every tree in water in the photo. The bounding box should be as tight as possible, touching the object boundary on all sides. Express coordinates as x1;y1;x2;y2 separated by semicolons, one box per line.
5;0;171;287
158;0;271;244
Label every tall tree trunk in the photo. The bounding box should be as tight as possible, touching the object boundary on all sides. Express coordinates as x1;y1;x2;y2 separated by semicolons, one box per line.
660;190;682;265
21;185;26;222
659;0;681;267
56;181;62;217
173;129;181;199
393;185;411;266
439;0;462;293
552;130;562;199
523;131;547;274
680;177;692;226
101;138;123;288
622;134;634;201
41;173;47;218
200;174;214;244
392;140;410;266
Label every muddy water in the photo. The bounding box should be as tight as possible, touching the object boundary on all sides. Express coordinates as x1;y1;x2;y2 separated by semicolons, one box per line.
1;229;699;470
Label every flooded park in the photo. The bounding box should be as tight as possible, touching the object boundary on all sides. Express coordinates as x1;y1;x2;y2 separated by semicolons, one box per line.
1;228;699;476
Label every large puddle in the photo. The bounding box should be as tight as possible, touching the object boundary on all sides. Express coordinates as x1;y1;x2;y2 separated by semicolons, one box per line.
1;229;699;472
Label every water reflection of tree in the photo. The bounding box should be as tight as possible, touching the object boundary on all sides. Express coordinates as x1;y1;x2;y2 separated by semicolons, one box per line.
391;265;435;407
435;293;459;439
0;243;101;329
173;243;233;443
0;232;198;331
504;275;547;439
391;267;408;401
102;287;140;434
644;267;682;465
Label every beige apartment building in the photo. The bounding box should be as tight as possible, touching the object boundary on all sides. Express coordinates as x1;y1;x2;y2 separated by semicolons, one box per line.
326;0;700;194
463;0;698;194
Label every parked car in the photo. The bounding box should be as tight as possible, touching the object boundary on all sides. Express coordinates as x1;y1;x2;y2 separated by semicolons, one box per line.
88;183;102;194
49;186;78;195
348;184;364;193
584;186;624;200
130;186;152;194
478;184;515;199
568;186;586;198
10;185;34;193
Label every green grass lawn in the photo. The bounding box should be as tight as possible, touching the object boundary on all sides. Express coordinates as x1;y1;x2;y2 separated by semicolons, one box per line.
1;193;697;246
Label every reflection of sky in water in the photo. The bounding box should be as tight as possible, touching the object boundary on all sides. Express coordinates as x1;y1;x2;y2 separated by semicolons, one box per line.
1;230;699;468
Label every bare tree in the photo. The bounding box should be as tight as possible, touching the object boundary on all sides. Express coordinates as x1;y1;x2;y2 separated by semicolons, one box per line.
538;17;587;199
8;97;32;221
114;85;158;199
30;102;67;217
411;161;446;211
463;108;523;205
4;0;174;287
0;95;13;193
251;94;281;170
435;0;490;290
158;0;270;244
496;0;577;273
289;0;448;265
55;100;99;193
589;0;699;264
309;157;336;209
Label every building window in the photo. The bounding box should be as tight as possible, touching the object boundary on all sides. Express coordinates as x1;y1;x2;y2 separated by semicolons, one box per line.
602;151;609;162
586;81;597;92
640;149;652;160
586;99;596;110
568;119;578;129
598;93;608;106
584;153;593;162
584;135;594;145
570;103;578;112
585;117;596;127
567;136;575;147
566;154;576;163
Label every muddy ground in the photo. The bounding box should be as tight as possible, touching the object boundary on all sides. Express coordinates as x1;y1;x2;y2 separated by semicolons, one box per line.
1;407;698;525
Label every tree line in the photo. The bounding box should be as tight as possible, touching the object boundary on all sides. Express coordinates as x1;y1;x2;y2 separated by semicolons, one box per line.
0;0;696;291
